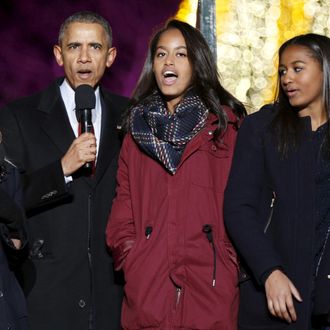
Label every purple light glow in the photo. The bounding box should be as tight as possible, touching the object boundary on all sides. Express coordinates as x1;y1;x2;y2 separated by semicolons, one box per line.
0;0;181;106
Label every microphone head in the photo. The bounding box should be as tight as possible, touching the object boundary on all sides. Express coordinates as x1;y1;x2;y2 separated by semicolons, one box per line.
75;84;96;110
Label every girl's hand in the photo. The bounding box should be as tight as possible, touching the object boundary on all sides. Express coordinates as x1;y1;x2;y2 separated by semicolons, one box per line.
265;269;302;323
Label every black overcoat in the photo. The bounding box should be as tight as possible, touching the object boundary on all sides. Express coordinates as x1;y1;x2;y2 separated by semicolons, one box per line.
0;162;28;330
0;79;128;330
224;105;317;329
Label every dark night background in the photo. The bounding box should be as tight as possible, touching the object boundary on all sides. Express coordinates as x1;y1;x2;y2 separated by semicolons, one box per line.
0;0;181;107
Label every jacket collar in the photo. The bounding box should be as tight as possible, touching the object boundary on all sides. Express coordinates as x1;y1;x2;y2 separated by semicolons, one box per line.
176;107;237;170
38;78;75;156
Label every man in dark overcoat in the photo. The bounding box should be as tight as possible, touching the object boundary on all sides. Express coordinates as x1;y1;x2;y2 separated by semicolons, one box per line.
0;11;128;330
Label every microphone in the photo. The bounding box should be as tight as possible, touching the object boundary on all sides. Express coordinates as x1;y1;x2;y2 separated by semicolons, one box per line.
75;84;96;170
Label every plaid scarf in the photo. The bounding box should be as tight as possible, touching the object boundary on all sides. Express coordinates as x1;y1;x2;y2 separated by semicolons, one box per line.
130;90;209;174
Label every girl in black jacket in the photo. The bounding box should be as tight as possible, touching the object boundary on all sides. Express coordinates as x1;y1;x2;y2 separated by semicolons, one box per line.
225;33;330;329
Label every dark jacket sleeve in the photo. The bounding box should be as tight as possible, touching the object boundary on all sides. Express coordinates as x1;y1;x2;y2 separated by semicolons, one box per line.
224;109;283;285
0;105;69;212
0;163;29;269
22;160;69;212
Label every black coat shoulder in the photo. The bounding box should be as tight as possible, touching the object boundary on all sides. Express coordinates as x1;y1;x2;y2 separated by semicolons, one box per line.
244;103;277;128
2;80;59;111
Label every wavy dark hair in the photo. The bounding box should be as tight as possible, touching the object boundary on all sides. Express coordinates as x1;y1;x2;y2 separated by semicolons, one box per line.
124;19;246;136
272;33;330;157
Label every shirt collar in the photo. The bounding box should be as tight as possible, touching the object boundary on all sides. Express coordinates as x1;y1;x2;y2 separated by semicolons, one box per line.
60;79;101;113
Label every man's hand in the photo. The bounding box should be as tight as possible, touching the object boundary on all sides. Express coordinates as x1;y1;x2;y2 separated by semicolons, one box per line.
11;238;22;249
265;269;302;323
61;133;97;176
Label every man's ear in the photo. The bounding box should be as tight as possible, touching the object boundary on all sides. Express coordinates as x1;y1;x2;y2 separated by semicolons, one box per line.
53;45;64;66
106;47;117;68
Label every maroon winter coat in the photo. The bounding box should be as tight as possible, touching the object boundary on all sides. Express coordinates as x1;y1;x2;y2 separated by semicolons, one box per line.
106;108;239;330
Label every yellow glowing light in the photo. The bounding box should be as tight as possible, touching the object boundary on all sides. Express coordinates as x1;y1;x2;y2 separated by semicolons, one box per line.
175;0;330;112
176;0;198;25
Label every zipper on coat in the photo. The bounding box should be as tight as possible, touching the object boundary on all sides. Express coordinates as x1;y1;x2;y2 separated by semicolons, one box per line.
316;226;330;276
176;287;182;307
145;226;153;239
264;192;276;233
171;286;183;327
202;224;216;287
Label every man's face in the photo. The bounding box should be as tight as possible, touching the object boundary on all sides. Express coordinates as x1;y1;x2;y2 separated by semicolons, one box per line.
53;22;116;89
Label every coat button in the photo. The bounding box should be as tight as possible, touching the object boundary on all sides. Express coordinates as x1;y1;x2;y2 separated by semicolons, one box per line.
0;291;3;298
211;145;217;151
78;299;86;308
208;131;213;135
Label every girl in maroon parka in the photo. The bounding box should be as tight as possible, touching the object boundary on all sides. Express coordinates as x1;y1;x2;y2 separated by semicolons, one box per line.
106;19;246;330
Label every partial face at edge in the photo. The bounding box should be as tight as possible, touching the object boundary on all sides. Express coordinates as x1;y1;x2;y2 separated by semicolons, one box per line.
53;22;116;89
152;28;193;113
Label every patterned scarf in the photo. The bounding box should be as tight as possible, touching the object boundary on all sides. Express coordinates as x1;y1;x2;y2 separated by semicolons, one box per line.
130;90;209;174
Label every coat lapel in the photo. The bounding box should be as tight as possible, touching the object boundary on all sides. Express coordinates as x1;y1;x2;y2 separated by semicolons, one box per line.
93;90;121;187
37;80;95;187
38;79;75;155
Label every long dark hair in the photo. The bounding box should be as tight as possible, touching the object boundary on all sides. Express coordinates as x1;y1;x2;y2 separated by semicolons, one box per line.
272;33;330;157
125;19;246;136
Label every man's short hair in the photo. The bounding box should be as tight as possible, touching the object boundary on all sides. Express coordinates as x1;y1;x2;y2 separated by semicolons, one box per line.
58;11;112;47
